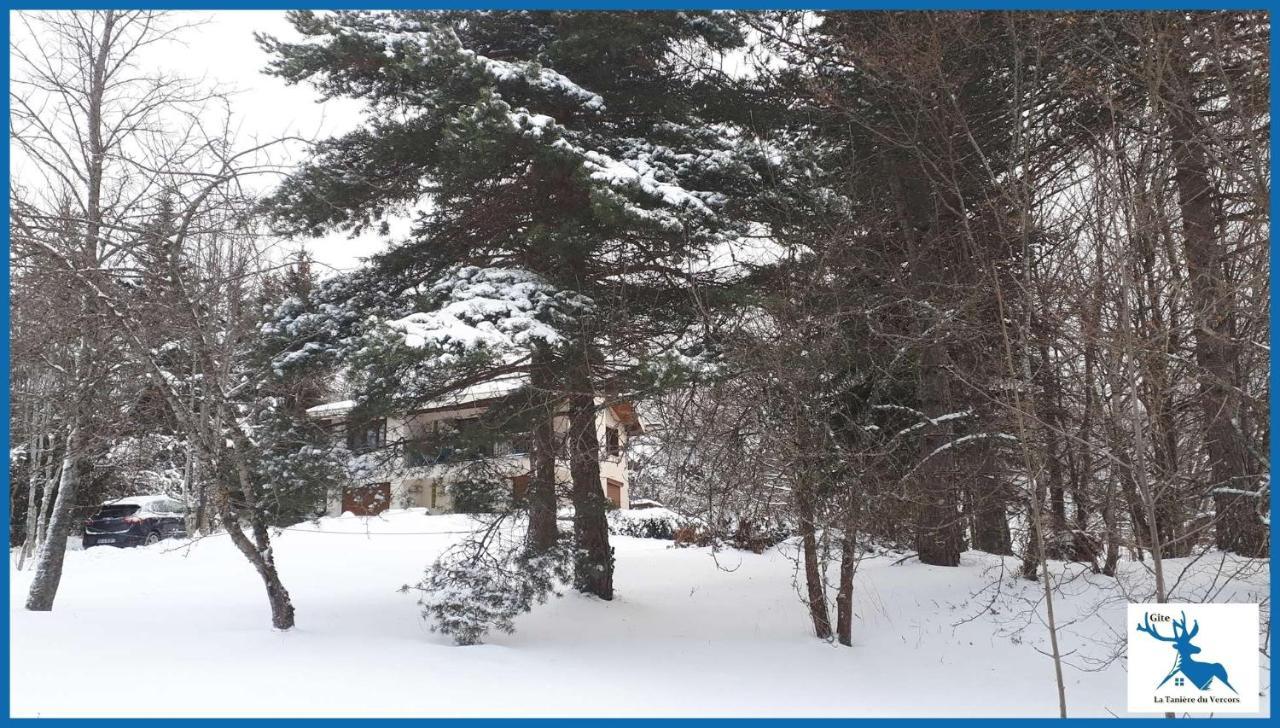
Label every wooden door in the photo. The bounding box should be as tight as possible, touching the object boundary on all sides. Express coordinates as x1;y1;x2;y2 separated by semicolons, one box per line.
511;475;530;504
606;479;623;508
342;482;391;516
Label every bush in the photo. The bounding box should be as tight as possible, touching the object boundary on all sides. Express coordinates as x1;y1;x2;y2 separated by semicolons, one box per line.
726;518;790;553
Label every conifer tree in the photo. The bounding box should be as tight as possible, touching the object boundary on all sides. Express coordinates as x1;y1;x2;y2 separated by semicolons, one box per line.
261;10;768;599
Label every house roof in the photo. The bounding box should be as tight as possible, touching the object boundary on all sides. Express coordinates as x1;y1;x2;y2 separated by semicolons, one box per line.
306;376;644;432
306;399;357;417
609;401;644;435
424;377;527;411
305;377;528;419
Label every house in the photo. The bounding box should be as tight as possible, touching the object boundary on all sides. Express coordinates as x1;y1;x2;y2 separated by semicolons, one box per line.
306;379;642;516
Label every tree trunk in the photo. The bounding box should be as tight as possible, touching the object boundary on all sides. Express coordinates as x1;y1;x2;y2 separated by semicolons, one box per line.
1100;471;1121;577
970;443;1013;556
25;426;83;611
1163;37;1267;557
527;349;560;554
890;154;963;568
25;11;115;613
1118;240;1169;603
914;337;965;567
225;422;296;630
1019;503;1041;581
567;385;612;600
1035;335;1076;562
17;424;47;570
796;481;832;640
34;456;60;550
835;497;858;646
219;500;295;630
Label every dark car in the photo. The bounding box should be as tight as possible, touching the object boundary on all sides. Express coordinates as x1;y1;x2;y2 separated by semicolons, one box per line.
82;496;188;548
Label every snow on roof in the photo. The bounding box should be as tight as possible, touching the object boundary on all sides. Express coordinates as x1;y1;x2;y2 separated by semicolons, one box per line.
306;399;357;417
303;377;642;424
304;377;528;419
421;376;527;411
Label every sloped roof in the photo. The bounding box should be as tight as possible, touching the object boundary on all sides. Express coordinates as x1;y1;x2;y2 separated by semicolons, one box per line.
305;376;528;419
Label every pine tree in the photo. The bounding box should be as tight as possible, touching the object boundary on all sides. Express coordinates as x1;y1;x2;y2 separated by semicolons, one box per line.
261;10;769;599
252;250;345;527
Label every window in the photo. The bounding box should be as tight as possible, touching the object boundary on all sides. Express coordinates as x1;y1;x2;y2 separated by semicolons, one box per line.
96;505;139;519
494;433;531;457
405;441;432;468
405;441;456;467
347;418;387;452
605;426;621;458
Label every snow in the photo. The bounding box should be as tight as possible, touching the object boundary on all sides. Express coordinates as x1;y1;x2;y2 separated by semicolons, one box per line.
472;53;605;112
307;378;526;423
627;498;664;509
607;506;698;540
305;399;356;416
420;375;526;410
386;266;593;361
102;495;174;508
9;508;1269;718
579;148;717;215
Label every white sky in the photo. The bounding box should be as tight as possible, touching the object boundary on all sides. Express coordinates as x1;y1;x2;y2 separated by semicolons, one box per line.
10;10;387;273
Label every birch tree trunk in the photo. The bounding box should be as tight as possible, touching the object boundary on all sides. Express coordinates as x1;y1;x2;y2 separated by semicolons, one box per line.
16;396;49;570
25;425;84;611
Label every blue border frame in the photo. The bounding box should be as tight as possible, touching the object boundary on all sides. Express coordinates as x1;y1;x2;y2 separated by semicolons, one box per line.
1;2;1274;723
2;2;1278;9
2;7;9;725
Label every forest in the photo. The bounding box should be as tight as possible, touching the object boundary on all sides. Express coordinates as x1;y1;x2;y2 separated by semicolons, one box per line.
8;9;1270;716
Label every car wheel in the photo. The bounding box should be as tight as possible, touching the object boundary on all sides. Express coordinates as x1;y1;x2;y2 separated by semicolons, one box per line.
144;531;161;546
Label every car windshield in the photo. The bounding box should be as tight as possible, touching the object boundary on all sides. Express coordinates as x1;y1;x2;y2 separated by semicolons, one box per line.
95;505;140;519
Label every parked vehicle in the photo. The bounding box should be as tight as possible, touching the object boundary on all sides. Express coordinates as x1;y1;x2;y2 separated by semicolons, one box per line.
82;495;188;548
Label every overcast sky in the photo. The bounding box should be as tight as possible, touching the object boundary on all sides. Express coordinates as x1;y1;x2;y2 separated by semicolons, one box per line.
10;10;387;273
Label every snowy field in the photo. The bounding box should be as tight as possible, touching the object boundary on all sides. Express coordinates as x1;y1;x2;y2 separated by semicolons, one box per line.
9;509;1270;718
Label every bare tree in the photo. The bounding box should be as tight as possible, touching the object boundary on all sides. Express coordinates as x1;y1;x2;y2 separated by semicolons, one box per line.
10;10;303;628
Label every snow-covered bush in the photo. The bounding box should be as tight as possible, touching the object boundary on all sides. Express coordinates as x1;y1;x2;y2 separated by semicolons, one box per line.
607;506;697;540
721;517;791;554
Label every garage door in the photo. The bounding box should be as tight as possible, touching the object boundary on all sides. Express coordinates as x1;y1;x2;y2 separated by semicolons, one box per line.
342;482;391;516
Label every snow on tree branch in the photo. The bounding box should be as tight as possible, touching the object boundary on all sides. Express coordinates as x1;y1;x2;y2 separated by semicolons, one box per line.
386;266;594;363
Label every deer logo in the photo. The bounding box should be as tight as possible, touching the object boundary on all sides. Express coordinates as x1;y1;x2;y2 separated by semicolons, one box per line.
1136;611;1236;694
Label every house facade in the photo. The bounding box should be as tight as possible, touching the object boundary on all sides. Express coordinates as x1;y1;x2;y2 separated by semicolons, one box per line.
307;382;641;516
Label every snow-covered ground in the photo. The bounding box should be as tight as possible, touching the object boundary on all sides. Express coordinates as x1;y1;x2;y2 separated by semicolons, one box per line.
9;509;1269;717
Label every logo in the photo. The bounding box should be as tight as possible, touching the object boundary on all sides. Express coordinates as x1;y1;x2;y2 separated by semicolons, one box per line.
1127;603;1259;714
